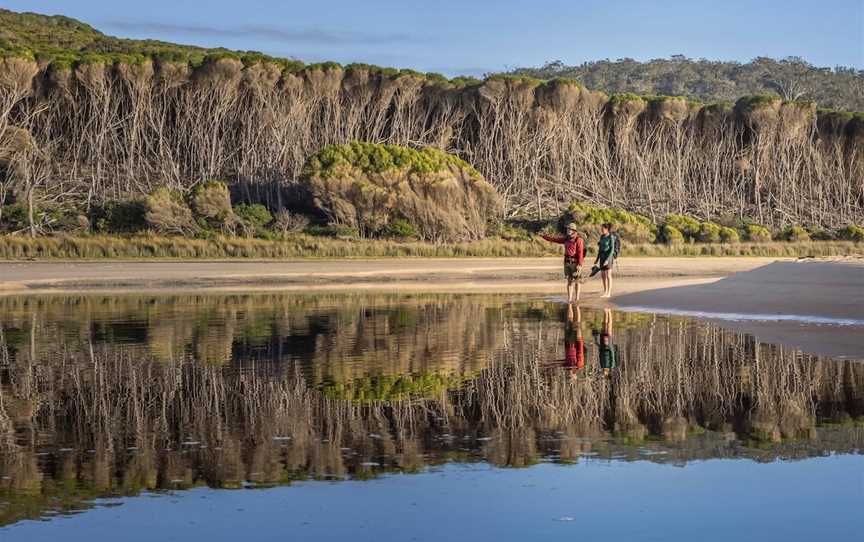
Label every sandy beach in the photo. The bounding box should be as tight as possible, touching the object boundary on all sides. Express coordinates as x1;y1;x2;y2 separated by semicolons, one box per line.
0;257;773;293
1;256;861;359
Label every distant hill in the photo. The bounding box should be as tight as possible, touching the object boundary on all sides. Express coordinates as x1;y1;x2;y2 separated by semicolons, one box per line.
509;55;864;111
2;9;861;111
0;8;297;69
504;57;864;111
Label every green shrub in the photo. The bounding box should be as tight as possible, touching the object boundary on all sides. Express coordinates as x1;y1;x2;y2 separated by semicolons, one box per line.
191;180;235;231
234;203;272;227
697;221;722;243
664;214;701;240
561;203;655;243
781;225;810;242
96;199;147;233
233;203;273;238
745;224;772;243
495;223;534;242
303;223;359;239
838;224;864;242
0;203;28;231
381;218;418;239
44;205;90;234
719;226;740;243
144;188;195;235
661;224;685;245
809;229;835;241
302;142;501;242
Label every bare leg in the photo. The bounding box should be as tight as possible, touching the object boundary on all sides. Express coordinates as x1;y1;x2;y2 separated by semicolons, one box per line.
567;280;574;303
607;268;613;297
601;270;609;297
574;279;581;302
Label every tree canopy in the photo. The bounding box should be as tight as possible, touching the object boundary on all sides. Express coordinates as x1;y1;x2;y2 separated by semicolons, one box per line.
503;56;864;111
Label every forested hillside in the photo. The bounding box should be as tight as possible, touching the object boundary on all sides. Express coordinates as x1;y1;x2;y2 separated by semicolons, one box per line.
0;8;862;244
506;57;864;112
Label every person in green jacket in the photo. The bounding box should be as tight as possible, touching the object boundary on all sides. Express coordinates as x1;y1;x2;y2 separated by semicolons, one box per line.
593;308;618;377
594;223;617;298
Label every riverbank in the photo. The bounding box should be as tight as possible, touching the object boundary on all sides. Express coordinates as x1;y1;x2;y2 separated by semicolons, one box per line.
0;257;773;294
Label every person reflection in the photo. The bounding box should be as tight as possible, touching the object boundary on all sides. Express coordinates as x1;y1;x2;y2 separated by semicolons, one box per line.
563;303;587;375
593;308;619;377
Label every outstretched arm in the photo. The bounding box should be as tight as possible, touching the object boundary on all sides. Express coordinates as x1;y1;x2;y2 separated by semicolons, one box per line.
541;234;565;244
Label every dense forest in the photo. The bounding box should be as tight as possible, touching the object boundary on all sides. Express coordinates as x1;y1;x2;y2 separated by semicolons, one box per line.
0;8;862;244
506;57;864;112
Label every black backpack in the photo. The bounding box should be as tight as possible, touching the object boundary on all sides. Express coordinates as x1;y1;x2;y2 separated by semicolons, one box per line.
612;233;621;259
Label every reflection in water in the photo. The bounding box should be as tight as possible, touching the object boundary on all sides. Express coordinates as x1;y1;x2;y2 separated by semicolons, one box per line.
0;293;862;526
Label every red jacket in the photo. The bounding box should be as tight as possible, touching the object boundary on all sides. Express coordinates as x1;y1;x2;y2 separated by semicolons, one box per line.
542;234;585;265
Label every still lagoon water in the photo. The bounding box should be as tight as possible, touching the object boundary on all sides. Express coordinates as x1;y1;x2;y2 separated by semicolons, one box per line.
0;293;861;541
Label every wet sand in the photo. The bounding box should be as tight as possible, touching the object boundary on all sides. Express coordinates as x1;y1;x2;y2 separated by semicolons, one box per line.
1;256;861;359
614;258;864;359
0;257;770;293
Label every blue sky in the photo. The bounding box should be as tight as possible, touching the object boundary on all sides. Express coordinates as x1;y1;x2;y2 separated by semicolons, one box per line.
4;0;863;76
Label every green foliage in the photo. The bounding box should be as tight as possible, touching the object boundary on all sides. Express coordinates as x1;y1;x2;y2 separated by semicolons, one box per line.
380;218;418;239
302;143;501;242
745;224;772;243
563;202;655;243
320;372;467;402
608;93;645;106
234;203;272;237
95;200;147;233
735;94;782;113
504;56;864;112
190;180;234;228
697;221;722;243
0;203;27;231
308;224;360;239
780;225;811;242
664;214;701;240
145;188;195;235
660;224;685;245
0;234;860;260
0;8;299;74
838;224;864;242
495;223;534;242
719;226;740;244
303;141;481;180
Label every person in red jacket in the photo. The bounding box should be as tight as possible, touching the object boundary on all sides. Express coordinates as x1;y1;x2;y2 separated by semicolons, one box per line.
541;223;585;303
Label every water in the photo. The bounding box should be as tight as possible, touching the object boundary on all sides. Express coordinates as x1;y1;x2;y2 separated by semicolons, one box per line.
0;292;861;541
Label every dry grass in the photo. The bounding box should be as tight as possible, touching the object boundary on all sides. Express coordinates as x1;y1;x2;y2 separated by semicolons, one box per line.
0;233;861;259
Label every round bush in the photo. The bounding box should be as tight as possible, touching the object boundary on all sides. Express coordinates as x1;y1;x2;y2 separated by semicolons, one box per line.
838;224;864;242
781;226;810;242
301;142;502;242
697;221;722;243
745;224;772;243
191;180;235;231
381;218;418;239
145;188;195;235
661;224;685;245
719;226;740;243
664;214;701;240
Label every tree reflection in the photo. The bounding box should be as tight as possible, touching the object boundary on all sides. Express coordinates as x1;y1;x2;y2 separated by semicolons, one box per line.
0;293;861;526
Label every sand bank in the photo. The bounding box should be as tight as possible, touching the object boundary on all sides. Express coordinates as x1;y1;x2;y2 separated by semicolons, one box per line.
0;257;771;293
614;258;864;359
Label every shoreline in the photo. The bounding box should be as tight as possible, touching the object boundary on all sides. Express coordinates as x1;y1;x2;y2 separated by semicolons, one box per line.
1;256;861;359
0;257;776;294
